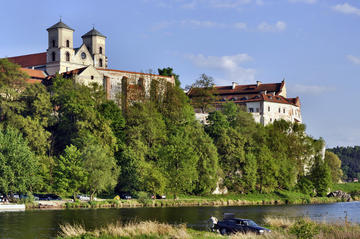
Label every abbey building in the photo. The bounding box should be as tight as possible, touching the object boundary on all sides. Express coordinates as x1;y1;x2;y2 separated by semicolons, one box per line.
6;20;174;104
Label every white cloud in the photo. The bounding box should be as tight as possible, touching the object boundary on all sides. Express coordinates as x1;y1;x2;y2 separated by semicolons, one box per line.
289;0;317;4
234;22;247;30
186;53;256;84
291;84;335;95
256;0;264;6
258;21;287;32
332;3;360;16
347;55;360;65
180;20;226;28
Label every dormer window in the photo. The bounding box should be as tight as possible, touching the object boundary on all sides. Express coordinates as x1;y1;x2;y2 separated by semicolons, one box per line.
99;58;103;67
99;47;103;54
52;52;56;61
66;40;70;48
66;52;70;62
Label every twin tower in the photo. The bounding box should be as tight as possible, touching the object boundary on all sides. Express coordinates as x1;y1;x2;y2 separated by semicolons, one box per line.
46;20;107;75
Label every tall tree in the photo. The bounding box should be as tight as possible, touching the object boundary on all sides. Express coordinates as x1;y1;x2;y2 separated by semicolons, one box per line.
0;127;39;196
187;74;217;113
324;151;343;184
158;67;180;87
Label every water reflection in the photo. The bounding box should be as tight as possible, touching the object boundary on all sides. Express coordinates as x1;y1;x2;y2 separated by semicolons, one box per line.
0;201;359;239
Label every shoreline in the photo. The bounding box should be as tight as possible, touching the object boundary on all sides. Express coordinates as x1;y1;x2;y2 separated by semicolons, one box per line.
25;196;353;210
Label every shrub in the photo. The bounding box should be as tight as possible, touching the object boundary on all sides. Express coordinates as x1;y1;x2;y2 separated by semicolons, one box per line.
290;218;319;239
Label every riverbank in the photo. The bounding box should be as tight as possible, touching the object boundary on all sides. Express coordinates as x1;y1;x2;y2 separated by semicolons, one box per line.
26;190;349;209
58;217;360;239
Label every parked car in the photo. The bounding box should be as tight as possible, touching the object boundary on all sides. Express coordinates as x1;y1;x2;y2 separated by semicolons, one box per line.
151;194;166;199
120;194;132;200
76;194;92;201
33;194;62;201
210;213;271;235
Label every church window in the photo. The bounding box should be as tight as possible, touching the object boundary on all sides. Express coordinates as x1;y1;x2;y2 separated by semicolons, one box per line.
66;40;70;48
52;52;56;61
52;40;56;47
99;47;103;54
99;58;103;67
66;52;70;62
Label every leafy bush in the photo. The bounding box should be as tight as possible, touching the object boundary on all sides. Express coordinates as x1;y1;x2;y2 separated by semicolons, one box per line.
290;218;319;239
295;177;315;197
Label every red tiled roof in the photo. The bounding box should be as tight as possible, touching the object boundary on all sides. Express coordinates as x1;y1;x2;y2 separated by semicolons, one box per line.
7;52;47;67
98;68;173;79
20;68;46;79
188;81;284;97
213;94;300;107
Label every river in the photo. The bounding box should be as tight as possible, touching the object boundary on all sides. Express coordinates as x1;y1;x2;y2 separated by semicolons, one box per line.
0;201;359;239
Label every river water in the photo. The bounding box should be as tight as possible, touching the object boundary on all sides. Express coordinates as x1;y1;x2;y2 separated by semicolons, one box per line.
0;201;359;239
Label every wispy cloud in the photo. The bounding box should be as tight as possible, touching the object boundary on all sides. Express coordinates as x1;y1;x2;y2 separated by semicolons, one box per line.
258;21;287;32
332;3;360;16
151;20;247;31
347;55;360;65
291;84;335;95
186;53;256;84
289;0;317;4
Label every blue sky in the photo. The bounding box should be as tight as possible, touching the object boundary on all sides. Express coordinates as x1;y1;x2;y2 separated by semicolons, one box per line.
0;0;359;147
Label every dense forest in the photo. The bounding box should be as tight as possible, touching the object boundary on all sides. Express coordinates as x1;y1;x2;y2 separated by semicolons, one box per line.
329;146;360;180
0;59;342;200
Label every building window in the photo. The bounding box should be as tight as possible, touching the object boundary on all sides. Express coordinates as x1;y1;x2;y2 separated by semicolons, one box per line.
283;108;285;113
52;40;56;47
99;47;103;54
249;108;254;113
256;108;260;113
91;75;94;80
99;58;103;67
66;40;70;48
52;52;56;61
66;52;70;62
268;106;270;112
279;108;281;113
270;118;272;122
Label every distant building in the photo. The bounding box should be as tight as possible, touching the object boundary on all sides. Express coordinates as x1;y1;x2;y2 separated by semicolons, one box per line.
6;20;174;105
187;80;302;125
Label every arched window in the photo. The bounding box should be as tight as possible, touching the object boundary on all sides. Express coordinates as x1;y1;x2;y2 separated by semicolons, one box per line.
99;47;103;54
66;40;70;48
52;40;56;47
52;52;56;62
66;52;70;62
99;58;103;67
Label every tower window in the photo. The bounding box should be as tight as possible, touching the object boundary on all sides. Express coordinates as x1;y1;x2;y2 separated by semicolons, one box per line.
52;52;56;61
99;47;103;54
99;58;103;67
52;40;56;47
66;40;70;48
66;52;70;62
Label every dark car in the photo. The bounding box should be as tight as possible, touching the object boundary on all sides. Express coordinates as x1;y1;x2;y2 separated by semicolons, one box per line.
211;213;271;235
34;194;62;201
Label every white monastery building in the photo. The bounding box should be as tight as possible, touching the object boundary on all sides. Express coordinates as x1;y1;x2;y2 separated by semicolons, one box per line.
6;20;174;104
187;80;302;125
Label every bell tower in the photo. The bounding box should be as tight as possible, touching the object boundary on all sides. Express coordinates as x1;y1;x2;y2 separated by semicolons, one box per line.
46;20;75;75
81;27;107;69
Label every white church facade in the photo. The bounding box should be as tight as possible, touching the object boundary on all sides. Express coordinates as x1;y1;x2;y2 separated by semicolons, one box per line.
7;20;174;104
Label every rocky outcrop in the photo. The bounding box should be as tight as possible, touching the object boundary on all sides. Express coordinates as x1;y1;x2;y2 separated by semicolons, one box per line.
327;190;352;201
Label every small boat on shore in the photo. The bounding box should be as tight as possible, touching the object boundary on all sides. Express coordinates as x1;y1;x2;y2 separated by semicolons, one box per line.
0;204;25;212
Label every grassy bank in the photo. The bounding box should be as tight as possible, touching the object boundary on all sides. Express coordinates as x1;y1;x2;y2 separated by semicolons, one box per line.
26;190;345;209
58;217;360;239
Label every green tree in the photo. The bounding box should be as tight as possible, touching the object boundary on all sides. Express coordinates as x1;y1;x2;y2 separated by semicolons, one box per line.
241;152;258;192
159;131;199;199
158;67;180;87
256;146;279;193
187;74;217;113
82;144;119;200
0;127;39;196
324;151;343;184
310;156;332;197
54;145;87;198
